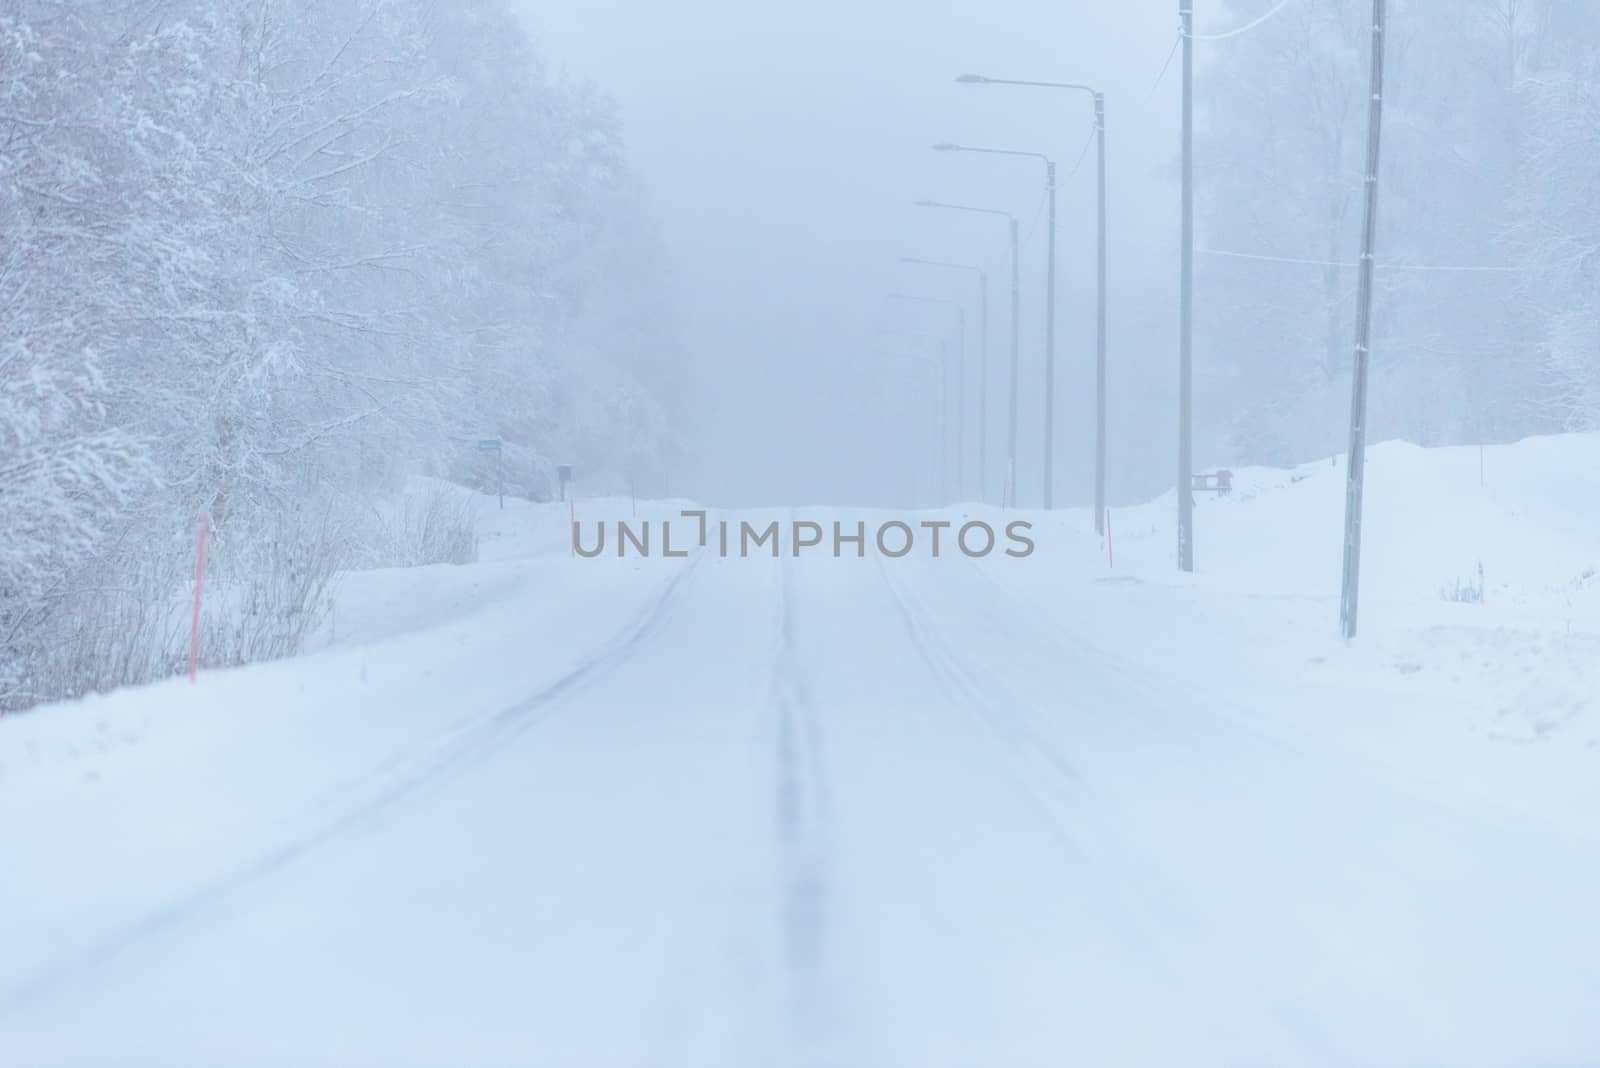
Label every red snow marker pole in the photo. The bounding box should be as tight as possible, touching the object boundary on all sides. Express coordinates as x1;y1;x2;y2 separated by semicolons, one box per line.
1106;508;1114;570
189;513;210;683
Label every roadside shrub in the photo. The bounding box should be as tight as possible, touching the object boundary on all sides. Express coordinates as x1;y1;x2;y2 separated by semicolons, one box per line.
361;484;479;569
1441;561;1486;605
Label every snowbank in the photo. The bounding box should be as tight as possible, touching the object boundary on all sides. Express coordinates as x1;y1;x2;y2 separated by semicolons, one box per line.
974;431;1600;835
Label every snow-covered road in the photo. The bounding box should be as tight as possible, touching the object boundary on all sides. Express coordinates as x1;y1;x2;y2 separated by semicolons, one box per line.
5;508;1600;1066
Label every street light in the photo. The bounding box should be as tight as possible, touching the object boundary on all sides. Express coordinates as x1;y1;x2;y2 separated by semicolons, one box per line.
933;141;1060;509
959;73;1110;534
908;201;1017;508
888;292;966;500
912;200;1021;507
900;257;989;503
877;329;950;505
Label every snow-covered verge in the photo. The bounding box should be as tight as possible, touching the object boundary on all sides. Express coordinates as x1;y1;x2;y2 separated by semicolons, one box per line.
977;431;1600;837
0;493;683;1002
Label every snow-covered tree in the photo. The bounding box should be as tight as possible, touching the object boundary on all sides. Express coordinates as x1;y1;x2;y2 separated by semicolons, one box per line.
0;0;684;709
1195;0;1564;465
1508;6;1600;429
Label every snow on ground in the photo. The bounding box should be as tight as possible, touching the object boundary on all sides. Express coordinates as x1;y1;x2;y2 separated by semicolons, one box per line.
999;434;1600;836
2;436;1599;1065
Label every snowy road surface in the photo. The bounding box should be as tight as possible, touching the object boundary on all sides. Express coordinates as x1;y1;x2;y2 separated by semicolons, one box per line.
4;509;1600;1066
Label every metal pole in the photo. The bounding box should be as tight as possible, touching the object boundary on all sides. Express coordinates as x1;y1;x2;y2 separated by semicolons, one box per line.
978;270;989;504
939;339;950;504
913;370;932;506
890;291;967;500
1093;92;1108;535
1007;217;1021;509
955;305;967;499
947;80;1109;517
1043;159;1058;510
899;259;988;502
1339;0;1389;640
1177;0;1195;571
913;205;1018;506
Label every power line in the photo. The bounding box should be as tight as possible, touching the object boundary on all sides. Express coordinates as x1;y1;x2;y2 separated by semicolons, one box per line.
1016;126;1093;254
1199;246;1518;273
1187;0;1296;41
1019;185;1050;251
1063;123;1098;182
1146;34;1181;102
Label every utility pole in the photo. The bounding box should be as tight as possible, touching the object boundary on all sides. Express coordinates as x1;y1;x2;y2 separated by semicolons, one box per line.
1042;159;1059;509
1339;0;1390;640
1177;0;1195;572
1093;91;1108;535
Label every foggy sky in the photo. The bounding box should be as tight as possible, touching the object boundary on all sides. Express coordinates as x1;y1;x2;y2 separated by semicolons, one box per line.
522;0;1198;507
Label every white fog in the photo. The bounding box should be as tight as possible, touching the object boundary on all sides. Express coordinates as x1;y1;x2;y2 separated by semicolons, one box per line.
4;2;1599;1064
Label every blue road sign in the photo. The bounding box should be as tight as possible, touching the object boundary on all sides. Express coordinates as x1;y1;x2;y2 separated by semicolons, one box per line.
478;438;501;452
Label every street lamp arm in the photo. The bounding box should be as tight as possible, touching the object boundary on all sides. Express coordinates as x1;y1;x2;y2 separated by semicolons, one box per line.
888;292;965;314
913;199;1017;223
957;74;1101;99
901;257;984;276
934;143;1053;165
879;348;940;368
875;325;945;347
